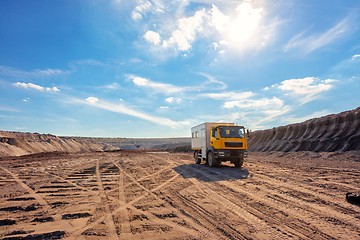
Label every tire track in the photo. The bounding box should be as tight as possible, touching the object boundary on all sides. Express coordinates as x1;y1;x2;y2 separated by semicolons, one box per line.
70;156;202;238
250;171;360;216
0;166;50;210
189;166;327;239
117;163;131;239
244;162;360;217
188;165;360;239
174;192;252;240
150;154;260;239
96;159;119;240
112;159;217;239
182;167;307;240
124;158;177;188
73;155;213;239
40;170;93;193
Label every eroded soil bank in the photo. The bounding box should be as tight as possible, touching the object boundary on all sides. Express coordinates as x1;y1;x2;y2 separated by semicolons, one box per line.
249;107;360;152
0;131;103;157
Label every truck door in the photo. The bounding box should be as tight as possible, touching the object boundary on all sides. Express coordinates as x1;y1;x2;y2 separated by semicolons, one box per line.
210;127;221;149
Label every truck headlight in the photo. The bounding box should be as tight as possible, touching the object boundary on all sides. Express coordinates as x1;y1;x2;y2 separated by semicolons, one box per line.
218;151;225;156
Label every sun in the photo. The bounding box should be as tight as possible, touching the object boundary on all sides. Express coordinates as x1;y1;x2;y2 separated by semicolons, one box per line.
211;1;272;53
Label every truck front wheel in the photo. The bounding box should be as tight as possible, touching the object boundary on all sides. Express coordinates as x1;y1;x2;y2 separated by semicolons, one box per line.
234;158;244;168
207;152;218;167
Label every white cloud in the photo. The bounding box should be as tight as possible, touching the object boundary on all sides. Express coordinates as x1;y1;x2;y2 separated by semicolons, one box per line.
209;4;229;30
198;73;227;91
0;106;20;112
352;54;360;60
132;0;152;20
71;97;188;128
284;16;351;54
193;97;291;131
162;8;206;51
131;0;164;20
331;54;360;74
165;97;182;104
132;11;142;20
49;87;60;92
144;31;162;45
214;76;336;129
224;96;284;109
253;105;292;128
14;82;60;92
140;1;277;55
99;83;121;90
85;97;99;104
128;73;228;96
72;59;113;69
128;75;186;94
277;77;336;103
0;66;70;78
200;91;254;101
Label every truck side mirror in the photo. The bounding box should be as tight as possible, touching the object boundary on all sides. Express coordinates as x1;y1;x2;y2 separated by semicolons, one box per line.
246;129;251;139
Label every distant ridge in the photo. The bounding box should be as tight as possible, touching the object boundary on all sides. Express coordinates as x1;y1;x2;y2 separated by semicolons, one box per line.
1;107;359;157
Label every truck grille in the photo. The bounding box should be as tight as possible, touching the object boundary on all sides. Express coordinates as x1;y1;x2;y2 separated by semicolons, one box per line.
225;142;243;147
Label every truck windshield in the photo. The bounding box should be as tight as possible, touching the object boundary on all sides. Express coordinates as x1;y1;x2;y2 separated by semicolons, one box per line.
219;126;245;138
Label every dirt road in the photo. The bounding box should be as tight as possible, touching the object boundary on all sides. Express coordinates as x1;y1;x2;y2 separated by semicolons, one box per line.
0;151;359;239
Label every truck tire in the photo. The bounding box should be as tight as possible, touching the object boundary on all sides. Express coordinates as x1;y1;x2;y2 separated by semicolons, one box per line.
194;151;201;164
207;152;218;167
234;158;244;168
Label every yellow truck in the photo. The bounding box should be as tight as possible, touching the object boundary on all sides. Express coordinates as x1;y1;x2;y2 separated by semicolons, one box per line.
191;122;248;167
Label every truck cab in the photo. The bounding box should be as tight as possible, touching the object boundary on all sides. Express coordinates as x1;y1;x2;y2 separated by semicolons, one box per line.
191;122;248;167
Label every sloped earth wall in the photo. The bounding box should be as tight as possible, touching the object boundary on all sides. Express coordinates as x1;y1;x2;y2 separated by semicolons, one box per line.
249;107;360;152
0;131;103;157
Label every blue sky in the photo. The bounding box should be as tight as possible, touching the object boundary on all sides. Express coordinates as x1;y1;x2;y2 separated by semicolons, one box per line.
0;0;360;138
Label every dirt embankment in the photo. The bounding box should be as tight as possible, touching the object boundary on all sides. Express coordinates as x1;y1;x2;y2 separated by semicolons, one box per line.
0;131;103;157
249;107;360;152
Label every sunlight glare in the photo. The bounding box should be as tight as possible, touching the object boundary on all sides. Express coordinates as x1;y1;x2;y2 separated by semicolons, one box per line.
212;1;265;52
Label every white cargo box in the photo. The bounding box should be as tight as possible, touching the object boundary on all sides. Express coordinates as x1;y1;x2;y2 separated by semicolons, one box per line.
191;122;235;150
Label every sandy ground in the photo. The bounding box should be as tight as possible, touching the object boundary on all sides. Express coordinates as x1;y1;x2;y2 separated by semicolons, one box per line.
0;151;359;240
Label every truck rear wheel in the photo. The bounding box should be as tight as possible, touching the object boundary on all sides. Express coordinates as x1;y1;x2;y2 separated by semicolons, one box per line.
194;151;201;164
234;158;244;168
207;152;218;167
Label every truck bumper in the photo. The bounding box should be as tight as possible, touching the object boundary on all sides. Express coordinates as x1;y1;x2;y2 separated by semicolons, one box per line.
213;149;247;161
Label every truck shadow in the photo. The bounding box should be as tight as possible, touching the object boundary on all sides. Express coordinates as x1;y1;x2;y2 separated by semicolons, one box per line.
173;163;250;182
